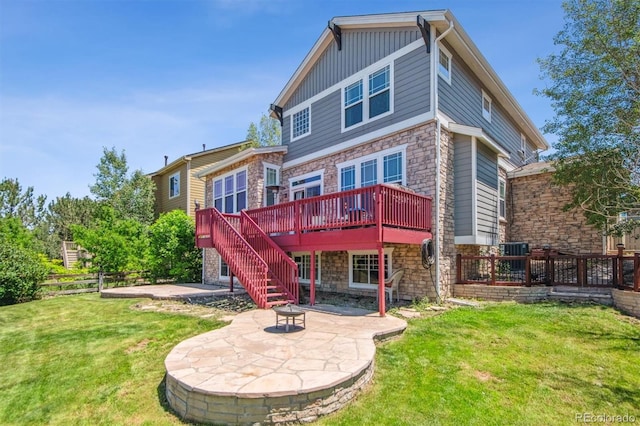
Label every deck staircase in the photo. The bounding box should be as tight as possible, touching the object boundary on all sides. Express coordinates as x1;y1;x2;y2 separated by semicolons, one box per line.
202;208;298;308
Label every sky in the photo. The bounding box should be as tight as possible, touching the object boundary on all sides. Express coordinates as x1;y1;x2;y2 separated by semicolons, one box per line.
0;0;565;202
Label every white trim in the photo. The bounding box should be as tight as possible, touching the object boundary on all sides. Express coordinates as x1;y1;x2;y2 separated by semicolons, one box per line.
498;157;517;172
448;123;510;157
283;111;433;169
282;39;424;121
289;169;325;200
482;89;492;123
471;137;478;237
454;235;496;245
347;248;394;289
196;146;287;178
336;144;408;189
263;162;281;207
291;251;322;284
169;171;180;199
437;43;452;85
291;106;311;142
340;63;394;133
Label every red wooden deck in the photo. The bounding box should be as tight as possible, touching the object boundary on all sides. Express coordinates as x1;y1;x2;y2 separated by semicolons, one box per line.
195;184;432;315
196;184;433;252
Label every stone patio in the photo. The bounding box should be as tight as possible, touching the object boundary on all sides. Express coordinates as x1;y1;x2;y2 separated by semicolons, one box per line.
164;306;407;425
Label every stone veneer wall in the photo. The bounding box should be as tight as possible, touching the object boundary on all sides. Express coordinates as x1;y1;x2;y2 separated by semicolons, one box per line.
202;152;285;284
302;245;439;302
508;171;602;253
165;359;374;425
612;289;640;318
453;284;550;303
281;121;454;300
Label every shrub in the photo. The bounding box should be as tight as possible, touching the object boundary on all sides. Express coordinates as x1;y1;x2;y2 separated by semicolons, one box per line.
148;210;201;283
0;241;48;305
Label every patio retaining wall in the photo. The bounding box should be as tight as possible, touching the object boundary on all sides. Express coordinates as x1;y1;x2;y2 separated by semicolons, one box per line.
165;359;374;425
453;284;550;303
611;289;640;318
454;284;640;319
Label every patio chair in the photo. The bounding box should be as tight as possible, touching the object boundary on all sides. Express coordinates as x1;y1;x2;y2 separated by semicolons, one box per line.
380;269;404;303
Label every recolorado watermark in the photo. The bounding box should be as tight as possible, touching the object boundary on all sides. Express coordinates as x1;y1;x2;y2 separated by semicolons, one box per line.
576;413;636;423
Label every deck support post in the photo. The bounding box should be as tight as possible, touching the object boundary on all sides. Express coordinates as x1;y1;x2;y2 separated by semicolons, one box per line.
229;271;234;293
378;245;386;317
310;250;316;305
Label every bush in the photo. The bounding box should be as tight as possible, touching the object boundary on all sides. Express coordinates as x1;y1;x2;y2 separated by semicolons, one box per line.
148;210;201;283
0;241;48;305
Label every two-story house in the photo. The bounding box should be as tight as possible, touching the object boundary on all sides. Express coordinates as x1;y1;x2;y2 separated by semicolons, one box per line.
195;10;549;315
150;141;251;219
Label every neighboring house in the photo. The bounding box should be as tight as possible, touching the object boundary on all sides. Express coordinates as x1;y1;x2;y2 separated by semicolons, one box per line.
195;10;549;314
149;141;251;219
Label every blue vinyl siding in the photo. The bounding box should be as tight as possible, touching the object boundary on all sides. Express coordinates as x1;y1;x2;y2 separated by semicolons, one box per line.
476;143;498;243
283;46;430;161
454;135;473;236
438;40;533;166
285;28;421;110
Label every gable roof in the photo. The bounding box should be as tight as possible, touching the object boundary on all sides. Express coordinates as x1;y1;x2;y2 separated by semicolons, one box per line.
271;10;548;151
149;140;251;177
196;145;288;179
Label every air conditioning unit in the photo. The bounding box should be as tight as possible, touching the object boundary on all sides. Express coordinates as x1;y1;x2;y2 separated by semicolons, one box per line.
499;242;529;271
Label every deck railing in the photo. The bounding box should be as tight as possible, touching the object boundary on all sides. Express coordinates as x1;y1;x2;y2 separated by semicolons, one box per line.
240;212;299;305
456;249;640;291
208;207;271;308
244;184;432;236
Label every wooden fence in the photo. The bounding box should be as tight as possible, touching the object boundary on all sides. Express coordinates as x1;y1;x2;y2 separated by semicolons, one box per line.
457;247;640;291
40;271;164;295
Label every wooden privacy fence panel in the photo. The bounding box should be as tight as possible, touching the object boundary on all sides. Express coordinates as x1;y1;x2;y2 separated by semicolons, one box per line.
457;249;640;291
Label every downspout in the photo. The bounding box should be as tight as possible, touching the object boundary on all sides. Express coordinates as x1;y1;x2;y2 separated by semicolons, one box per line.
433;18;454;303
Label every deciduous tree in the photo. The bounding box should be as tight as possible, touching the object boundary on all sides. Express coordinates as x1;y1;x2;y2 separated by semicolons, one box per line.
246;112;281;147
538;0;640;233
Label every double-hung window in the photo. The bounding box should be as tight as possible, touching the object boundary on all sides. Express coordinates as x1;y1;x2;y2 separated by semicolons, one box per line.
344;81;363;128
343;64;392;130
213;168;247;213
169;172;180;198
291;107;310;140
368;66;390;118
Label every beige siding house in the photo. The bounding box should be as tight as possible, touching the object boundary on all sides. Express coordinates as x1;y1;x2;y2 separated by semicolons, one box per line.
150;141;251;219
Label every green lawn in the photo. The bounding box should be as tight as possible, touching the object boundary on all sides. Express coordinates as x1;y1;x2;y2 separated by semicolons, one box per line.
0;294;225;425
1;296;639;425
321;303;640;425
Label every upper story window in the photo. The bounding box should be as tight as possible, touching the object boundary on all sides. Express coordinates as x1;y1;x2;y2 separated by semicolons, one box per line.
343;64;393;131
368;66;390;118
520;133;527;160
213;168;247;213
482;90;492;122
169;172;180;198
291;107;310;141
438;45;452;84
337;145;406;191
344;81;364;128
